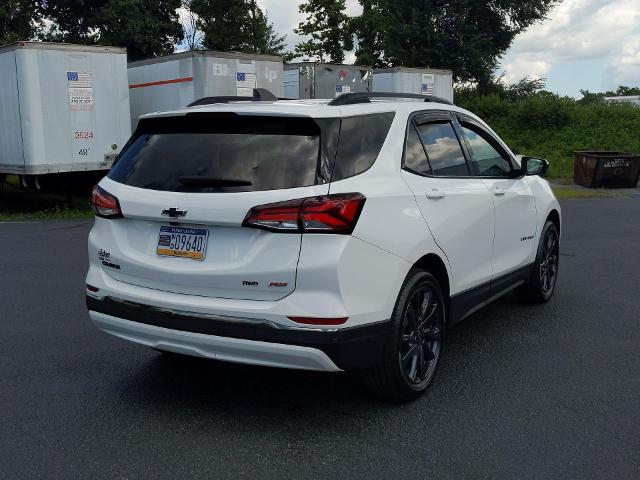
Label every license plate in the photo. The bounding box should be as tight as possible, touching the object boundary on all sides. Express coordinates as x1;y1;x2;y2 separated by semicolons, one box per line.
156;226;209;261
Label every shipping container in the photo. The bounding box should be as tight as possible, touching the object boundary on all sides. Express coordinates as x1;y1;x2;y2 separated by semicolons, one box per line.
284;63;372;99
128;50;284;129
372;67;454;102
0;42;130;179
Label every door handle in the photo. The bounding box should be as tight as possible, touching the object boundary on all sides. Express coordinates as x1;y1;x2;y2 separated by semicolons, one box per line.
426;190;446;200
493;187;506;197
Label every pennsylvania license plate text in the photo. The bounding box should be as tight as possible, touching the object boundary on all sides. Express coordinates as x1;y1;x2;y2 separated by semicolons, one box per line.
156;226;209;261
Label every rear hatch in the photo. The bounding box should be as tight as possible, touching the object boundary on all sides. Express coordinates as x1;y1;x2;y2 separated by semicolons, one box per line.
99;113;338;301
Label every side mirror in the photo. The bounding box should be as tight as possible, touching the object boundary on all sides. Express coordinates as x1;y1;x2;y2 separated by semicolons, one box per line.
521;156;549;176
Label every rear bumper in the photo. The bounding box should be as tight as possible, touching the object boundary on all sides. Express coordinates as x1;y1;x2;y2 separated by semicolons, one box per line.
87;295;390;371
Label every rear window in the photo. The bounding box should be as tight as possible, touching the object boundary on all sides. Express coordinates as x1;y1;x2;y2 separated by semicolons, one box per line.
109;115;333;193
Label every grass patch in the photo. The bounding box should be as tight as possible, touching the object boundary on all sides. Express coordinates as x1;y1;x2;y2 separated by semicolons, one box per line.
0;177;93;221
551;186;612;200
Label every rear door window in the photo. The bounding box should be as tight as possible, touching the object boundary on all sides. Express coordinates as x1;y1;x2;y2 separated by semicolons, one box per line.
415;121;470;176
109;115;334;193
403;122;431;175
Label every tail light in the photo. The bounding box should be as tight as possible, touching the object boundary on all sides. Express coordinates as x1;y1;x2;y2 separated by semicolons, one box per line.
91;185;122;219
243;193;365;234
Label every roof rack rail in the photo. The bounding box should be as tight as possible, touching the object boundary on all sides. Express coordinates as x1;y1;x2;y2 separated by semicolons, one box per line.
328;92;454;106
187;88;278;107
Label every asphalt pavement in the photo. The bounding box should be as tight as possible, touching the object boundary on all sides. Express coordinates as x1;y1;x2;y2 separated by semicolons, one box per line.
1;198;639;479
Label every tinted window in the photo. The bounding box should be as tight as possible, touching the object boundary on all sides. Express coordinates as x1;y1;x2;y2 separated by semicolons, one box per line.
461;124;513;177
416;122;469;176
331;112;395;181
109;115;324;193
404;122;430;174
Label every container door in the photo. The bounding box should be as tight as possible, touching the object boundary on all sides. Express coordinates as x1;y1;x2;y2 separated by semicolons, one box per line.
61;53;99;171
283;69;300;99
255;60;283;97
0;50;24;173
235;59;257;96
313;65;371;99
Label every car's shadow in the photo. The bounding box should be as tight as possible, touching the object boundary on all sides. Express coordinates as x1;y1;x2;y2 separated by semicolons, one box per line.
112;289;558;419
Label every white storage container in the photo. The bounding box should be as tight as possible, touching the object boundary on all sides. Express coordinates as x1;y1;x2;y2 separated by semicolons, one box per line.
0;42;131;176
372;67;454;102
128;50;284;129
604;95;640;107
284;63;372;99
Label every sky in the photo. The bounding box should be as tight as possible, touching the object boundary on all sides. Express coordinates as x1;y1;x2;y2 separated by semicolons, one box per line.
250;0;640;98
178;0;640;98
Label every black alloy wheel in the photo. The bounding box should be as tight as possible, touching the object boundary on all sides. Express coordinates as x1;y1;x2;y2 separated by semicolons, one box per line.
516;220;560;304
399;285;442;386
539;227;559;298
362;270;445;401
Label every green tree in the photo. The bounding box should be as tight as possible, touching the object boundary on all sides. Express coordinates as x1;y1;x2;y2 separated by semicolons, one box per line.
456;75;548;104
245;0;287;55
352;0;384;66
190;0;249;51
578;86;640;104
612;86;640;96
39;0;183;61
1;0;40;44
190;0;286;55
353;0;558;87
294;0;354;63
95;0;183;60
38;0;98;44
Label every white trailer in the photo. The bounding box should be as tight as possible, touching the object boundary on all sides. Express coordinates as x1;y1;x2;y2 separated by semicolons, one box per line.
0;42;130;183
372;67;454;102
604;95;640;107
284;63;372;99
128;50;284;129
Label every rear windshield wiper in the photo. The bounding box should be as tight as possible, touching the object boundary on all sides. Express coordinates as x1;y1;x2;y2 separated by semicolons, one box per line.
178;176;253;187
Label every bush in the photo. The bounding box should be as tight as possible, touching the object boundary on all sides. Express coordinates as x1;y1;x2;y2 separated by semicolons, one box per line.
456;88;640;179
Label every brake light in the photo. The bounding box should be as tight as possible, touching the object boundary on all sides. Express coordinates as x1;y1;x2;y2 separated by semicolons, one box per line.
91;185;122;219
243;193;365;234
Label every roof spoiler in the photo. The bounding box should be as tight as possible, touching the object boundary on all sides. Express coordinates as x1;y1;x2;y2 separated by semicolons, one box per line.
187;88;278;107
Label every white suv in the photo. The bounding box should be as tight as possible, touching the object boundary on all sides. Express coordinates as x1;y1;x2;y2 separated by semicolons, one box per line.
86;91;561;401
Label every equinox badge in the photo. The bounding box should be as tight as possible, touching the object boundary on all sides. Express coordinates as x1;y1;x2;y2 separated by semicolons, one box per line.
162;207;188;218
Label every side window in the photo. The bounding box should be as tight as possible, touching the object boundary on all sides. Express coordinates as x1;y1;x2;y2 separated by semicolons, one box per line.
416;121;470;176
331;112;396;181
403;122;430;175
460;123;513;177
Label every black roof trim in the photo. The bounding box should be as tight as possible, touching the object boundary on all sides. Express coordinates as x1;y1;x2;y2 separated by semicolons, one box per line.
328;92;454;106
187;88;278;107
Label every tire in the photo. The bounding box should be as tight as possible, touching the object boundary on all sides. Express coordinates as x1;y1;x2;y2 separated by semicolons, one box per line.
515;220;560;304
361;269;445;402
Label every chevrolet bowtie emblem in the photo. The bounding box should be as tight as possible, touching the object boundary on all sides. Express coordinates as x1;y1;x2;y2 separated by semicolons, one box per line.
161;207;188;218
